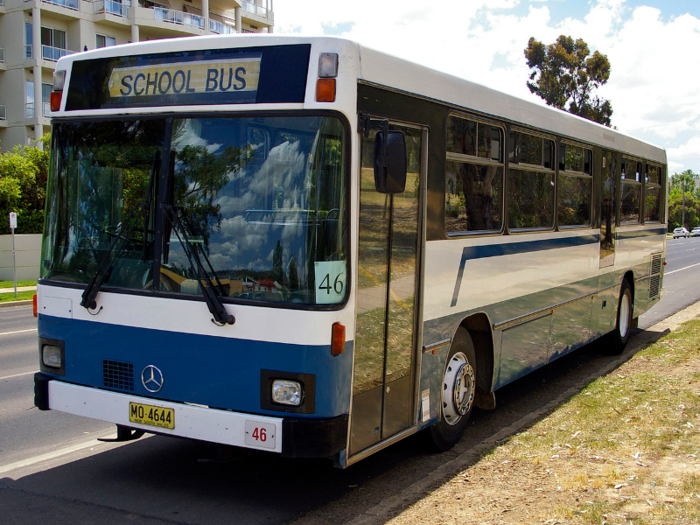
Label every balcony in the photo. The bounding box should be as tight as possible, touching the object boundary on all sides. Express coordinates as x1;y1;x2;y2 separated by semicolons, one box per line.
154;7;204;29
241;1;267;18
94;0;129;17
209;16;236;34
42;45;74;61
25;102;50;119
41;0;79;11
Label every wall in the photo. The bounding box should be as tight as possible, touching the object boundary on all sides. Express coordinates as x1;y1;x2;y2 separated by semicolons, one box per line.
0;234;41;281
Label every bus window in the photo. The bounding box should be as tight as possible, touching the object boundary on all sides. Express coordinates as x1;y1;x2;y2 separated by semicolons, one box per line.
620;158;641;224
507;131;555;230
644;164;663;222
42;120;166;286
445;116;504;233
557;144;592;228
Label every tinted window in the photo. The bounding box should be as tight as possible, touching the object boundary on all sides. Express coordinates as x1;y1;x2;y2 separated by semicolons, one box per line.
507;169;554;229
445;161;503;232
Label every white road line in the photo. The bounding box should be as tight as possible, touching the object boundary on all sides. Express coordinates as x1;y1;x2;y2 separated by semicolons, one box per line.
0;370;37;381
0;432;132;477
0;328;38;336
665;262;700;276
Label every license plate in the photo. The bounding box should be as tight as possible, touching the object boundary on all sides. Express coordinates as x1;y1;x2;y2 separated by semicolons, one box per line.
129;402;175;429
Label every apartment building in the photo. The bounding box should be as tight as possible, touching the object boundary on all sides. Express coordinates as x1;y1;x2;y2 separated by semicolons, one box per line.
0;0;273;152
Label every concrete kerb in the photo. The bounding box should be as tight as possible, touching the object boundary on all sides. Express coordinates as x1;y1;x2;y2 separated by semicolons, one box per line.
0;300;33;309
300;300;700;525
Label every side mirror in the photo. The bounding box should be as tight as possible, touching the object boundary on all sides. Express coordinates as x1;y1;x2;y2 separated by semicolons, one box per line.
374;130;407;194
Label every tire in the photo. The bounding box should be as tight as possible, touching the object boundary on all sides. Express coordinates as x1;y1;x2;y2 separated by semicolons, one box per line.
608;280;633;355
427;327;477;451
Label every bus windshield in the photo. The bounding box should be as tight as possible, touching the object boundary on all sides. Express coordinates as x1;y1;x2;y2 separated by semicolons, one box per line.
42;115;348;307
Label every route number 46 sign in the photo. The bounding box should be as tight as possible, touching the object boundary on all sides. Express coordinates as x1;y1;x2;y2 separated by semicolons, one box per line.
314;261;346;304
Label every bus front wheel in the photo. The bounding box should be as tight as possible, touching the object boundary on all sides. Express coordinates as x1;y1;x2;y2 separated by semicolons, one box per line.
428;327;476;451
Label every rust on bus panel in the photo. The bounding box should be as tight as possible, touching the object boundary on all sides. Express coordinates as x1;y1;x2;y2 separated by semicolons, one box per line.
108;58;261;98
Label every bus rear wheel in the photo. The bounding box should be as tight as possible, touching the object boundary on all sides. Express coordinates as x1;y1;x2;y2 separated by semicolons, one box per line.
608;280;633;355
428;327;476;451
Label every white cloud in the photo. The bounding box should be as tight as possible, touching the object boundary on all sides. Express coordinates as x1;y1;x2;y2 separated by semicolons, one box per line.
274;0;700;173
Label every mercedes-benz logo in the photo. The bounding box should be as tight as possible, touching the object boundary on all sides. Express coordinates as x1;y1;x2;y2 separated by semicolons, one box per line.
141;365;164;393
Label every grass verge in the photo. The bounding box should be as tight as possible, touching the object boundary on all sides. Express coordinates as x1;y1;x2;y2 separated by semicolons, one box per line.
0;290;35;303
0;280;37;288
391;320;700;525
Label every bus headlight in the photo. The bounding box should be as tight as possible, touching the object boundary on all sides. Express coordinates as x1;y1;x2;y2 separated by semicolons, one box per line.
42;345;62;368
271;379;302;406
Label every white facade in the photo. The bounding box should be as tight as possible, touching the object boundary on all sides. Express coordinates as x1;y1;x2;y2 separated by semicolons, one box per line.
0;0;273;152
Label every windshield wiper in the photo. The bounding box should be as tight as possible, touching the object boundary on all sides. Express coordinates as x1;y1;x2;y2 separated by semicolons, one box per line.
163;204;235;327
81;152;160;312
80;202;147;311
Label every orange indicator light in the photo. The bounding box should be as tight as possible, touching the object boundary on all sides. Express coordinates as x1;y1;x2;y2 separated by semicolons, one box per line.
50;91;62;112
331;322;345;355
316;78;336;102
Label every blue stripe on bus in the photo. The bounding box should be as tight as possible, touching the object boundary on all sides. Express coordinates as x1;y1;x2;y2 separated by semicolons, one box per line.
615;226;667;240
450;234;599;307
38;315;353;418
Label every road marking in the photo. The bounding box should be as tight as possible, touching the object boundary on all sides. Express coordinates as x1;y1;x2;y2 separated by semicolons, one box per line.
0;370;37;381
665;262;700;276
0;328;38;336
0;432;130;477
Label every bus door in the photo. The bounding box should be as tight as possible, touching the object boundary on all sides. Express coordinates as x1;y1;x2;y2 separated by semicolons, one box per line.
349;122;425;456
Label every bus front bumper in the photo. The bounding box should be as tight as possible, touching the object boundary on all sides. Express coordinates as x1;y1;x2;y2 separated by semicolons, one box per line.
34;373;348;459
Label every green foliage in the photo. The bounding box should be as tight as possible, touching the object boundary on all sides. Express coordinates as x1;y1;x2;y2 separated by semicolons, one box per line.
668;170;700;229
524;35;613;126
0;136;50;235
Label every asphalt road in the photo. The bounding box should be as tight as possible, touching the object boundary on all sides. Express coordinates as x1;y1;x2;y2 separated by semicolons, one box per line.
0;239;698;525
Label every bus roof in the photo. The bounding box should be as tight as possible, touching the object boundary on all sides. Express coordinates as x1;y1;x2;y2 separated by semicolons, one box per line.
58;35;665;165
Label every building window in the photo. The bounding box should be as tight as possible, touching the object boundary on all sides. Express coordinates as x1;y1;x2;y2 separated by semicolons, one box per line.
445;115;504;233
96;34;117;48
41;27;67;61
41;27;66;50
25;23;33;59
42;83;52;118
26;80;34;118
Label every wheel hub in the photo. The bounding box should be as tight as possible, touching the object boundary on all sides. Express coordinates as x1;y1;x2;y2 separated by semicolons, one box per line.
619;291;630;338
442;352;475;425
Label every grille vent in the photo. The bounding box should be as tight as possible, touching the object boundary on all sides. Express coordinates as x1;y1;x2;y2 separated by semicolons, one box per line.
649;253;663;299
103;360;134;391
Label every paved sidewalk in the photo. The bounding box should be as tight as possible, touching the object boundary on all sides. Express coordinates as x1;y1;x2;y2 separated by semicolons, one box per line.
0;286;37;294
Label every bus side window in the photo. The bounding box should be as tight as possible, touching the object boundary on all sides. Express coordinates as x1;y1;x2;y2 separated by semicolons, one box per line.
557;144;592;228
644;164;663;222
445;116;504;234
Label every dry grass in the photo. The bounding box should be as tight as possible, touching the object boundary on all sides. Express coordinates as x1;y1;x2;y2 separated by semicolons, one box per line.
390;320;700;525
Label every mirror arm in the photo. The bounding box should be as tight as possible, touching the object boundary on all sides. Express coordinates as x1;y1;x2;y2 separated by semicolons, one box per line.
358;112;389;142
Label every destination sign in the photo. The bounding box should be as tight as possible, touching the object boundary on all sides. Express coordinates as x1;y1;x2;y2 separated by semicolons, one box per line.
107;57;261;99
65;45;311;110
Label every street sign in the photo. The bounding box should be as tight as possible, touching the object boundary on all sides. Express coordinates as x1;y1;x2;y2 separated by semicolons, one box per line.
9;212;17;230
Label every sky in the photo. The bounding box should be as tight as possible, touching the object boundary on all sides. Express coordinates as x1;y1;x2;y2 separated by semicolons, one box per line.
273;0;700;176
